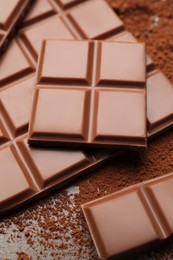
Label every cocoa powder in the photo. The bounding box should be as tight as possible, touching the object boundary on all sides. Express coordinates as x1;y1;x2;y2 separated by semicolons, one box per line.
0;0;173;259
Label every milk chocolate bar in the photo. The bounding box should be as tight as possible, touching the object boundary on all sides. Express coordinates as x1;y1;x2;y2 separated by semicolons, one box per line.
0;0;33;54
17;0;173;139
28;39;147;148
82;173;173;259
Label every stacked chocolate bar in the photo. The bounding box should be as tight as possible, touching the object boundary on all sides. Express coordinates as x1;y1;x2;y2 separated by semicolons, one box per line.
0;0;173;259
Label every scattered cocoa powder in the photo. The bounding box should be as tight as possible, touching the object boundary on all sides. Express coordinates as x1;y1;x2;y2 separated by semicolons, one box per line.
0;0;173;259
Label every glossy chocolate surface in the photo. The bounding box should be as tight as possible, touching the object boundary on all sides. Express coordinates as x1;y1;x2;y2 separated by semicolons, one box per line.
28;39;147;148
82;173;173;259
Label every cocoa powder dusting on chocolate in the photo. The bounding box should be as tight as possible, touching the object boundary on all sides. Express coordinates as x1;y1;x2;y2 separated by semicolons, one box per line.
0;0;173;259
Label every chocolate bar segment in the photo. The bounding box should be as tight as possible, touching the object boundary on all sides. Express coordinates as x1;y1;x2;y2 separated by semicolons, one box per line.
146;177;173;231
22;0;56;27
82;173;173;259
37;40;93;84
0;0;33;54
93;89;146;144
96;40;145;85
0;146;36;209
0;75;35;137
147;71;173;137
67;0;124;39
28;39;147;148
0;39;35;87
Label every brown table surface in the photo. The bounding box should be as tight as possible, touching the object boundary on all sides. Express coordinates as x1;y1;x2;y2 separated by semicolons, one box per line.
0;0;173;259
